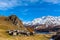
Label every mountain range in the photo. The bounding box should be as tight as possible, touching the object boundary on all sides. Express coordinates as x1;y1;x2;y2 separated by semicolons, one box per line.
23;16;60;27
23;16;60;32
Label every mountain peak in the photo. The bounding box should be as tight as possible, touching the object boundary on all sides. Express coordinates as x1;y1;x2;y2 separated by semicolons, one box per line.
23;16;60;27
0;15;28;31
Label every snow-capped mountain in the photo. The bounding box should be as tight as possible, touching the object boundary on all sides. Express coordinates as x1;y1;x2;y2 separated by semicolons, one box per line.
23;16;60;26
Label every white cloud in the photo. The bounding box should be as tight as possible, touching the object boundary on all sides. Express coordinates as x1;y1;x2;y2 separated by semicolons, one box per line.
42;0;60;4
0;0;21;10
0;0;40;10
22;0;39;3
0;0;60;10
29;0;39;3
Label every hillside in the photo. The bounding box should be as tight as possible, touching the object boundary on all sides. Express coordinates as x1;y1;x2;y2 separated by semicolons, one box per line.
0;15;53;40
0;15;27;31
0;15;24;30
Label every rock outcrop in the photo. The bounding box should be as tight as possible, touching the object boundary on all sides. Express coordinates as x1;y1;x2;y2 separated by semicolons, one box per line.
5;15;27;31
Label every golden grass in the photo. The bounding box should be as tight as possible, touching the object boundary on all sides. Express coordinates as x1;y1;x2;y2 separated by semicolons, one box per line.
0;29;52;40
0;35;49;40
0;34;52;40
0;18;53;40
0;25;53;40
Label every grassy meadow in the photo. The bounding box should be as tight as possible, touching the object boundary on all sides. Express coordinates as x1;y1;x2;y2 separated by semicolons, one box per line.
0;28;53;40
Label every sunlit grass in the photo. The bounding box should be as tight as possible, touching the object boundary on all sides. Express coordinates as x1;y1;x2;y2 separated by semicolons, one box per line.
0;25;52;40
0;29;52;40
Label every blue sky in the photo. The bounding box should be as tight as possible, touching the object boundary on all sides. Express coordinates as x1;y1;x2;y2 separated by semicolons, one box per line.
0;0;60;22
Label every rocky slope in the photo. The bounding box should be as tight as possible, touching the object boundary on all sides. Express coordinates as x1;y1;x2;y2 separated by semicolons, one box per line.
0;15;27;31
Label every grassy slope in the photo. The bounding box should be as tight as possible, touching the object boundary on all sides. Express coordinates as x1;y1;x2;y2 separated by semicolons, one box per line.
0;28;52;40
0;29;52;40
0;16;52;40
0;24;52;40
0;16;21;30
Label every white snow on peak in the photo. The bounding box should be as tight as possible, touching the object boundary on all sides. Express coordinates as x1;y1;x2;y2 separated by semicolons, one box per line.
23;16;60;26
